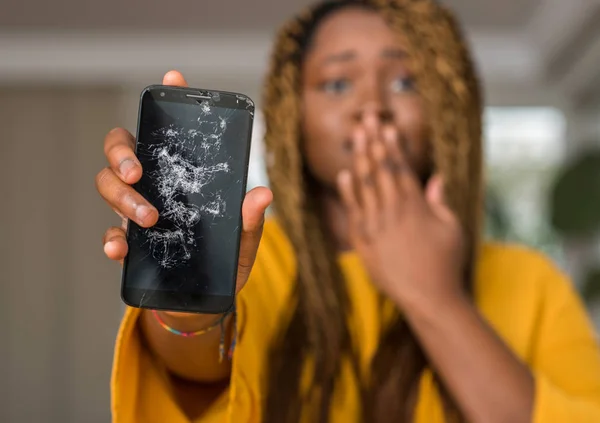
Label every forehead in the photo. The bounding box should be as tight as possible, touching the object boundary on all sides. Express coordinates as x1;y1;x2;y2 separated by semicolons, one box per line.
306;7;405;57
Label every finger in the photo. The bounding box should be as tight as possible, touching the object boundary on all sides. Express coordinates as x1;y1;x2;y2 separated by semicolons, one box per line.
95;167;159;228
370;134;398;216
103;226;128;262
235;187;273;293
336;169;362;242
104;128;142;185
425;174;455;222
363;110;380;144
382;126;420;194
162;70;189;87
352;127;378;238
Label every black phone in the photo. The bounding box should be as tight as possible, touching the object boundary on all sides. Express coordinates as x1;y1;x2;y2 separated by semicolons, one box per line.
120;84;254;314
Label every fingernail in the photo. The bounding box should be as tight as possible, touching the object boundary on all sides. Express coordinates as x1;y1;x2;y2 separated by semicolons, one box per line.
120;159;137;178
135;205;153;223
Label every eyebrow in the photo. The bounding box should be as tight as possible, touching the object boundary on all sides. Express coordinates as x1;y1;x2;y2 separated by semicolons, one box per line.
321;48;408;65
381;48;408;59
321;50;356;65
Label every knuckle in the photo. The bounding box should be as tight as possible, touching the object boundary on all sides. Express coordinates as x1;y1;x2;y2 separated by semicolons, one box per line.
114;186;133;209
95;167;113;189
108;127;128;139
104;227;125;245
103;227;118;244
106;142;128;161
109;225;124;235
104;127;120;145
237;258;254;278
104;127;132;155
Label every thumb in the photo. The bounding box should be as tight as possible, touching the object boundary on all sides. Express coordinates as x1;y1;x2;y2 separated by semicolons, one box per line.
162;70;188;87
425;174;454;222
160;188;271;320
235;186;273;292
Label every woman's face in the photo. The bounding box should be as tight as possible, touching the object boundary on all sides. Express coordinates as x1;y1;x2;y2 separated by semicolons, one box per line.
301;7;431;189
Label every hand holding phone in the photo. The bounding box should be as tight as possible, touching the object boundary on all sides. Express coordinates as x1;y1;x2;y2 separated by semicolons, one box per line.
96;71;272;315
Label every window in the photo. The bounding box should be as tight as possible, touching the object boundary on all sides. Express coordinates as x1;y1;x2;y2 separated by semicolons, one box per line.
483;107;567;264
247;111;269;191
246;108;568;264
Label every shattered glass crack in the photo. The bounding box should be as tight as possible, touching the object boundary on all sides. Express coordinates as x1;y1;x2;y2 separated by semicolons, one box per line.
140;103;232;269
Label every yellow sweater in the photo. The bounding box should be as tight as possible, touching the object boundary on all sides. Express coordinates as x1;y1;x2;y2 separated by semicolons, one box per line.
111;219;600;422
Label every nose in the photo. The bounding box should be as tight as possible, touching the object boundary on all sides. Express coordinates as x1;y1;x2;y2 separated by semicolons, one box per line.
353;88;393;124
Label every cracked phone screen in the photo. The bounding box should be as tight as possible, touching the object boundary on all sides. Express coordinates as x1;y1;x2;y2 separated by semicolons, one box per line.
123;96;251;298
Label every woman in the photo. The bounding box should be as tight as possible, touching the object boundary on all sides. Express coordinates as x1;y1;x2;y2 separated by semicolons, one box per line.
96;0;600;422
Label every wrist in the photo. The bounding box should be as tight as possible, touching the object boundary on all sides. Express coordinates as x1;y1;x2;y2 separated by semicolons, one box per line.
397;284;470;324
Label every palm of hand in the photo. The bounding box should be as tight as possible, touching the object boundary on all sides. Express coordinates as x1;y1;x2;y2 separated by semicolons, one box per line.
336;122;465;308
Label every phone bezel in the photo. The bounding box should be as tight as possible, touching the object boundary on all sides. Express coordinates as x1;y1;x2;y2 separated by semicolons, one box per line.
120;84;255;314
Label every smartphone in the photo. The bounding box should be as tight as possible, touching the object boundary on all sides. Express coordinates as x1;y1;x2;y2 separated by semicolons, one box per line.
121;85;254;314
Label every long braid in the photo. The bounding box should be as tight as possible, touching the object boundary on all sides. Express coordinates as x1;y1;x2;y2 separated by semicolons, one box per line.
262;1;483;422
368;2;483;421
263;6;356;421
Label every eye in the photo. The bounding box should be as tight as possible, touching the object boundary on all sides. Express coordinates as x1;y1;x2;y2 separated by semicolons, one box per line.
320;78;351;94
390;76;416;94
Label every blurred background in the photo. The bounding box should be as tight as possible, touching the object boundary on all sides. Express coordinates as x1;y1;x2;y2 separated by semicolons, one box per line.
1;0;600;421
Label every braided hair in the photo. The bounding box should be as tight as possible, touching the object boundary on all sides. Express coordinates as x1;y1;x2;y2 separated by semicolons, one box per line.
261;1;483;421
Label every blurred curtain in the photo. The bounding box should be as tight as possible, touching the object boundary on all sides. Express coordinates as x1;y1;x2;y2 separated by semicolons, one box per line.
0;86;126;423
